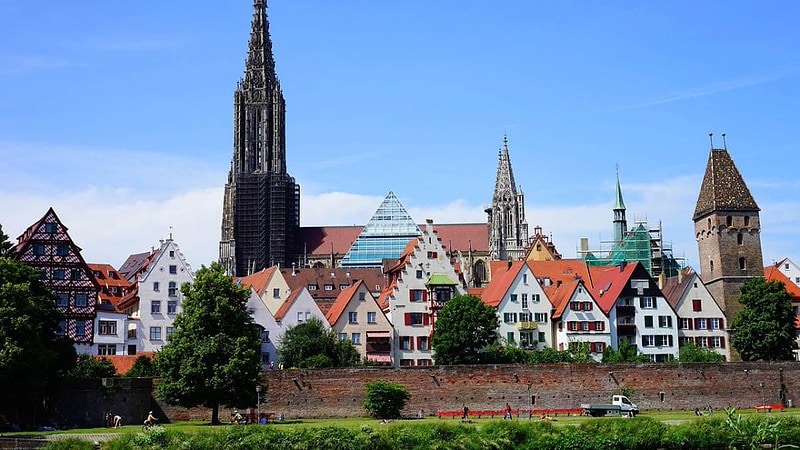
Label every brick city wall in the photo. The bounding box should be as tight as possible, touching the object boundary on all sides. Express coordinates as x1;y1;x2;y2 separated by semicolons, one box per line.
260;362;798;418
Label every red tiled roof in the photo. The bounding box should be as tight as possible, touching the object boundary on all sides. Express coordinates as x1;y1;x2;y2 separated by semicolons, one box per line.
764;266;800;300
661;268;696;309
274;288;303;321
588;262;640;314
431;223;489;253
481;261;525;307
526;259;593;289
546;279;582;319
325;280;362;325
236;267;277;296
378;282;396;310
88;263;133;310
105;353;155;375
281;267;385;302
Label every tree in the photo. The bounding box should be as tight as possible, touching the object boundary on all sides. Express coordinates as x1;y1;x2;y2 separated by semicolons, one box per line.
363;381;411;419
678;342;725;363
0;258;76;423
124;355;157;377
278;317;360;369
602;340;652;363
731;277;796;361
432;295;499;365
0;223;13;257
155;263;261;425
67;354;116;378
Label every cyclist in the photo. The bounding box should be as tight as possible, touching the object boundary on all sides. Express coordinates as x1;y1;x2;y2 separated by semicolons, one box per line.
144;411;158;429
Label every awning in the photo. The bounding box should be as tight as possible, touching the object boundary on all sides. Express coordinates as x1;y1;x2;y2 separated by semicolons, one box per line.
427;273;459;286
367;354;391;363
367;331;392;338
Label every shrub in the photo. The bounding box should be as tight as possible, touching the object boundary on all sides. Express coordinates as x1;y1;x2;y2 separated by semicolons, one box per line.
364;381;411;419
42;439;95;450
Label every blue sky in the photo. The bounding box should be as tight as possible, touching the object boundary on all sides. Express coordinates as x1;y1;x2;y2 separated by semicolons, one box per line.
1;1;798;271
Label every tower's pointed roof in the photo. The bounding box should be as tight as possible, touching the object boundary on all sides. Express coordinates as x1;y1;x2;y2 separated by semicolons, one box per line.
244;0;277;88
614;173;626;210
340;192;422;267
693;149;759;220
493;135;518;200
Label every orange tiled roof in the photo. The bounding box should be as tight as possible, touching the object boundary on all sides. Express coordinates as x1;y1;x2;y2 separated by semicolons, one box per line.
481;261;525;307
588;262;640;313
325;281;362;325
281;267;385;302
764;266;800;300
88;263;132;309
236;267;277;296
378;282;396;310
274;288;303;321
105;353;155;375
526;259;593;289
547;279;583;319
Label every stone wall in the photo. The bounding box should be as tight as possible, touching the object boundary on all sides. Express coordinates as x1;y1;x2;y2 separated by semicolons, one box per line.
260;362;797;418
49;377;154;428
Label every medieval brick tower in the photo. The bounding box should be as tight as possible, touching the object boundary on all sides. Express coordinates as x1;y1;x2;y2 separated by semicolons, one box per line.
219;0;300;276
486;135;528;261
693;139;763;328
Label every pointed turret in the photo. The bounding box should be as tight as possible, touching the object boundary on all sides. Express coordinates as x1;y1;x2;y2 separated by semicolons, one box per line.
613;171;627;245
245;0;277;88
486;135;528;261
693;149;759;220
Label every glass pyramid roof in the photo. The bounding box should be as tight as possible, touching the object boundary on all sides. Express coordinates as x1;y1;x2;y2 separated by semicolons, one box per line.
340;191;422;268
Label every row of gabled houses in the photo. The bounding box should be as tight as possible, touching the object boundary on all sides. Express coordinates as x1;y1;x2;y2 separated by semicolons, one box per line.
10;207;800;368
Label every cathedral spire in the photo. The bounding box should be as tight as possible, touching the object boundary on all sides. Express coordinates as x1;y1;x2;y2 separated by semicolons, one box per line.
613;168;627;245
245;0;277;89
487;135;528;261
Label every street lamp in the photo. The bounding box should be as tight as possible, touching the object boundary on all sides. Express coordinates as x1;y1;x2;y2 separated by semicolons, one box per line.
256;385;262;424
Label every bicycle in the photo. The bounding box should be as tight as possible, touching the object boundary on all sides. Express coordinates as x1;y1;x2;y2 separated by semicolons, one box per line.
142;421;162;431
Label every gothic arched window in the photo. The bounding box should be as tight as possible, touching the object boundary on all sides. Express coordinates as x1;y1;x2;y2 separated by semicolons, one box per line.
474;261;486;283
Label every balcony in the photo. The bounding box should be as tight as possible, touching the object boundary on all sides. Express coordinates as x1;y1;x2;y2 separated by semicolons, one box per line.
429;298;449;311
517;321;538;330
618;323;636;336
616;305;635;316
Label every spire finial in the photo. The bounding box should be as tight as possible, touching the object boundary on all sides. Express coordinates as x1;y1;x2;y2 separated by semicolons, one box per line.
722;133;727;150
709;133;714;149
503;134;509;149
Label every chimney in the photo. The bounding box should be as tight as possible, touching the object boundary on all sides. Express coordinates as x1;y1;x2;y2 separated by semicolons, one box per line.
291;263;297;277
677;268;684;283
579;237;589;257
620;260;627;272
507;259;512;270
657;273;666;289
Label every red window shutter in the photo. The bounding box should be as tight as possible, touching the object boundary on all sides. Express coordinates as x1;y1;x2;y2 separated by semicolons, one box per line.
409;291;414;301
588;322;596;331
706;318;711;329
409;337;415;350
720;317;725;328
416;337;422;349
423;314;430;326
720;337;726;348
405;313;411;326
688;319;694;330
423;291;428;302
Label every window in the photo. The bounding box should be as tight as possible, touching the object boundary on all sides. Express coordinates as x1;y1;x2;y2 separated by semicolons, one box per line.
45;223;57;233
658;316;673;328
521;294;528;309
351;333;361;345
128;327;137;339
582;302;593;311
744;216;750;227
534;312;548;323
696;318;707;330
166;327;175;339
692;299;702;312
507;331;515;343
33;244;45;255
261;330;270;342
399;359;414;367
307;284;318;291
297;311;305;322
737;233;744;245
97;344;117;355
75;293;88;307
711;336;724;348
348;312;358;324
726;215;732;227
510;294;518;302
641;335;654;347
168;281;177;297
739;257;746;270
416;270;423;279
570;302;581;311
273;288;280;298
709;318;721;330
153;282;160;292
532;293;540;303
338;333;347;341
640;296;656;308
655;335;673;347
150;327;161;340
590;342;606;353
56;245;69;256
367;311;377;324
504;312;517;323
168;300;177;314
580;322;589;331
427;251;438;259
594;321;605;331
261;352;270;364
410;290;425;302
57;321;66;336
679;318;690;329
358;292;366;301
538;331;545;343
98;320;117;335
400;336;413;350
71;269;81;280
417;336;430;350
169;265;177;274
75;321;86;336
710;260;714;273
409;313;424;325
53;269;65;280
151;300;161;314
644;316;654;328
324;284;334;291
520;312;532;322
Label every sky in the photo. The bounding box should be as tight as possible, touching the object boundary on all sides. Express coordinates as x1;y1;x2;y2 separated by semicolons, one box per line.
1;1;798;271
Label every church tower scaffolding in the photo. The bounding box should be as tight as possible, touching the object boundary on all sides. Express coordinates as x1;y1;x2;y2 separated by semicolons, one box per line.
220;0;300;276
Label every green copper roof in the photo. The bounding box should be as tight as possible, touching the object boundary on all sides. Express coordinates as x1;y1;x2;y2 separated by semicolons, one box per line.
614;174;626;210
427;273;459;286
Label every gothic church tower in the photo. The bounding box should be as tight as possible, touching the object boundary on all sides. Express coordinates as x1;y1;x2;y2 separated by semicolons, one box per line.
487;136;528;261
613;171;628;245
219;0;300;276
693;140;763;328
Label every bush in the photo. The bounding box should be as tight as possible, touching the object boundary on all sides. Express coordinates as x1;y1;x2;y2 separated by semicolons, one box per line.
42;439;95;450
363;381;411;419
124;355;157;377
